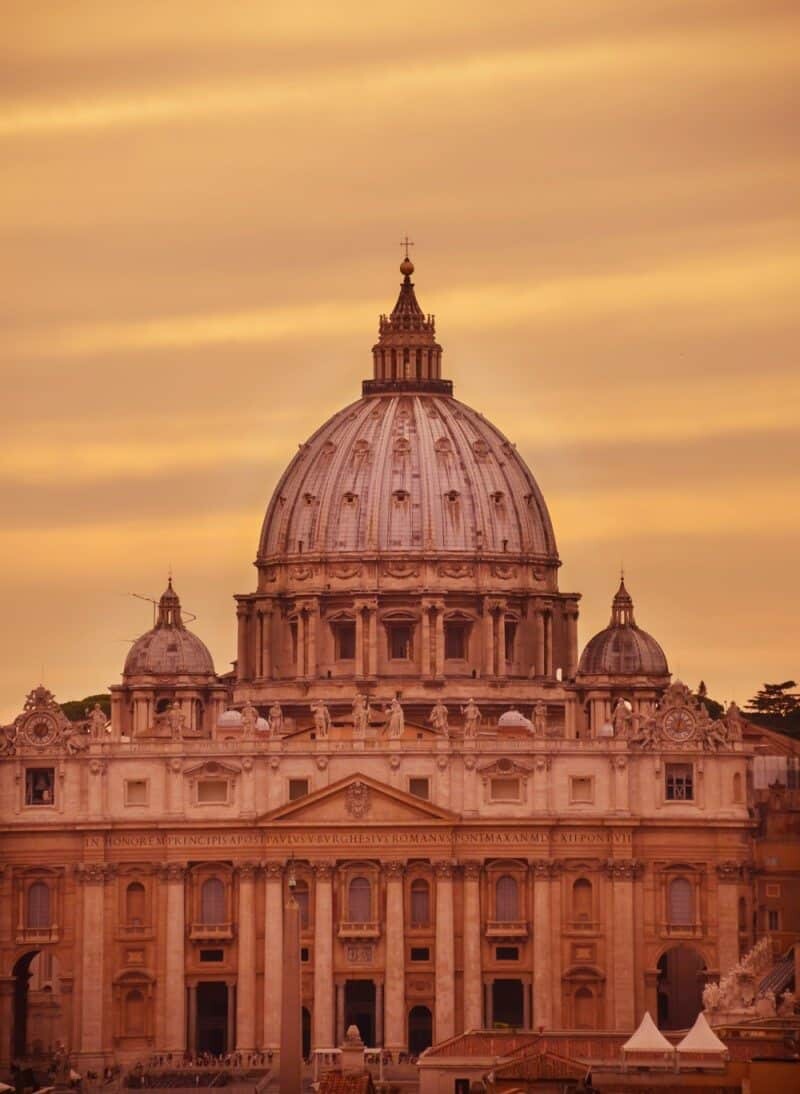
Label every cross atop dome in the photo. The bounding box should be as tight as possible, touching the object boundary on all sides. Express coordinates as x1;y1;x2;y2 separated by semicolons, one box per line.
364;253;452;396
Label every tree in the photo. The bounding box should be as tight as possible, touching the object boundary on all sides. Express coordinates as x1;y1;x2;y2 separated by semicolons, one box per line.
59;693;111;723
693;681;723;719
746;681;800;720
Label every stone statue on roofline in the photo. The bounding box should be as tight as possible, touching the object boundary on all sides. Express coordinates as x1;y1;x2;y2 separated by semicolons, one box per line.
310;699;331;738
352;693;370;737
166;701;186;739
268;700;284;736
461;698;481;737
240;699;259;738
611;697;632;736
532;700;548;737
428;699;449;736
86;702;108;739
386;696;404;738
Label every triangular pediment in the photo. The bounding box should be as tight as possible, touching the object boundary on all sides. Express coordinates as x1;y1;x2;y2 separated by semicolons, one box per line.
259;772;459;825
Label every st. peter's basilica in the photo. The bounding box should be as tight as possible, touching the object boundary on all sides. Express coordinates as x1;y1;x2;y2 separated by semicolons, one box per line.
1;259;797;1073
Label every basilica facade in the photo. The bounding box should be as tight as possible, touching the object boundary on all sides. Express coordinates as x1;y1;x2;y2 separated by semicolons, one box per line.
0;259;782;1071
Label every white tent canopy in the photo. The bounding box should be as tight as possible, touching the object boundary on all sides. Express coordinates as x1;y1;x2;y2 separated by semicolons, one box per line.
622;1011;675;1055
676;1011;728;1055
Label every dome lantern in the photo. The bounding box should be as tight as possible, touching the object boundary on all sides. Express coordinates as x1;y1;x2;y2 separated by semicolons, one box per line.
365;254;450;396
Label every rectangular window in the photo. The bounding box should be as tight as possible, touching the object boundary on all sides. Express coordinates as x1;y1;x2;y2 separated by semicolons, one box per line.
766;883;781;898
289;778;310;801
389;623;413;660
768;909;780;931
197;779;228;804
25;768;55;806
444;621;468;660
124;779;148;806
496;946;519;961
409;777;430;800
199;949;224;962
665;763;694;801
491;777;521;801
570;776;593;803
410;947;430;962
301;947;310;962
334;621;356;660
504;620;517;662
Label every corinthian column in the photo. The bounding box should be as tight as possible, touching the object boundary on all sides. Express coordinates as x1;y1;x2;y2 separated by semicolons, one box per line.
161;863;187;1052
236;863;258;1050
462;863;483;1030
532;861;554;1029
313;863;335;1050
434;862;456;1043
716;861;744;977
606;859;639;1030
263;863;284;1050
384;862;406;1051
77;863;112;1057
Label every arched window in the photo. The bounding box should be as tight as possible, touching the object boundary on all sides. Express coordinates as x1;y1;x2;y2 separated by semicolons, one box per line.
27;881;51;928
294;880;310;930
125;989;146;1036
200;878;225;924
668;877;693;926
126;882;146;926
348;876;371;922
572;878;593;924
496;875;519;922
410;880;430;927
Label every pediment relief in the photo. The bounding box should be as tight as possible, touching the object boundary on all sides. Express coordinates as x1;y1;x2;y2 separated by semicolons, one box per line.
476;757;533;785
260;773;458;825
183;759;241;779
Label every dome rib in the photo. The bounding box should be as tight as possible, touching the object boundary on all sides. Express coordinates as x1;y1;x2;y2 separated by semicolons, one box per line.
257;393;559;562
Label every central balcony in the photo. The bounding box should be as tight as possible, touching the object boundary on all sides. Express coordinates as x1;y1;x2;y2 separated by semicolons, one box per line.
338;921;381;940
189;921;234;941
485;920;529;940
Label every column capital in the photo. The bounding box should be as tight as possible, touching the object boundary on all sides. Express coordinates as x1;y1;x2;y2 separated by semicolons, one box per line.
462;861;482;881
531;859;562;879
262;861;284;880
312;861;335;880
75;862;117;884
483;596;507;613
353;596;378;612
603;858;643;880
716;860;745;882
433;860;457;879
383;861;406;878
421;597;446;612
158;862;188;882
237;861;260;880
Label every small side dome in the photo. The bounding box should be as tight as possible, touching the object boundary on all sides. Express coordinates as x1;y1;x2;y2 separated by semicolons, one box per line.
218;709;243;726
578;578;669;677
124;579;215;678
498;708;533;730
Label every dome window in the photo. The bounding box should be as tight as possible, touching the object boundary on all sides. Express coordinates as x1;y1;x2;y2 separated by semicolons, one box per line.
343;492;358;505
434;437;452;453
491;491;505;505
303;493;317;505
445;490;460;504
393;489;410;504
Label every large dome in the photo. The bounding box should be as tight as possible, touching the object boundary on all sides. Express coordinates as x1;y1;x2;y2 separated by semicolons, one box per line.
258;392;557;560
123;580;215;678
578;578;669;677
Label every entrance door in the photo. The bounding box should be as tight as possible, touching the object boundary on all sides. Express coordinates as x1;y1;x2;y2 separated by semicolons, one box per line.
492;979;524;1028
344;980;375;1046
657;946;705;1030
196;982;228;1055
408;1005;433;1056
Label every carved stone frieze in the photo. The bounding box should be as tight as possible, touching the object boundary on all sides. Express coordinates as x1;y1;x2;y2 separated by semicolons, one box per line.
716;860;745;882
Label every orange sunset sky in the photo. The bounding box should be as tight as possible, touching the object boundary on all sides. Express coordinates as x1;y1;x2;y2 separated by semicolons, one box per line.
1;1;798;722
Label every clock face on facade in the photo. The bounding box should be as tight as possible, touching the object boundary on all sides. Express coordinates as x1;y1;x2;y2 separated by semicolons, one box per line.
662;708;696;743
23;715;59;748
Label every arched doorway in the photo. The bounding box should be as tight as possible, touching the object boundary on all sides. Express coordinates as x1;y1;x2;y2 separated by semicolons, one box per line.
657;945;706;1029
12;950;65;1059
408;1006;433;1056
